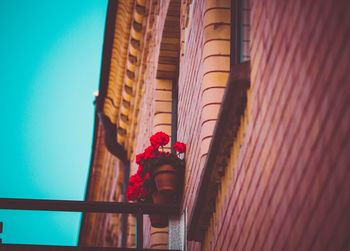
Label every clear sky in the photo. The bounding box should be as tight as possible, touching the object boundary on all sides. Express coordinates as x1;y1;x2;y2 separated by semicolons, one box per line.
0;0;107;245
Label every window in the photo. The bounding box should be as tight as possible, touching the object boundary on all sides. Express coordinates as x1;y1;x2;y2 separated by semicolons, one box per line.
232;0;251;64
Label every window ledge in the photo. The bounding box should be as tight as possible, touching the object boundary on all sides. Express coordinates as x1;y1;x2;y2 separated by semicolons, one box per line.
188;61;250;241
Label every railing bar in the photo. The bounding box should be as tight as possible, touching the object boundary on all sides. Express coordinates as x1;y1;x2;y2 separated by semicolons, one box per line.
0;244;116;251
0;244;180;251
0;198;178;215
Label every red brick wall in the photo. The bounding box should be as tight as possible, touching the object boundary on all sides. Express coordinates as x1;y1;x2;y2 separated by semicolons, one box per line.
177;1;231;250
176;2;205;250
203;0;350;250
177;0;205;216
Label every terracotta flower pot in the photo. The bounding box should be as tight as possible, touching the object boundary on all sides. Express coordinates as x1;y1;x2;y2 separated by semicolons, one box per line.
149;213;168;228
149;191;170;228
153;164;178;193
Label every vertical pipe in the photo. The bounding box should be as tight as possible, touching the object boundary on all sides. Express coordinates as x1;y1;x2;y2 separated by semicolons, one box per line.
171;79;179;151
238;0;243;63
121;162;130;248
231;0;242;66
136;208;143;250
231;0;237;66
0;221;2;244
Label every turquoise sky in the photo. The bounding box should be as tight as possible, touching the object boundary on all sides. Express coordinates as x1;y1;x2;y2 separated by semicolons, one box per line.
0;0;107;245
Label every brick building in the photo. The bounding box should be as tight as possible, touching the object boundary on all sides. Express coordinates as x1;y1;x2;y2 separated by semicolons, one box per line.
79;0;350;250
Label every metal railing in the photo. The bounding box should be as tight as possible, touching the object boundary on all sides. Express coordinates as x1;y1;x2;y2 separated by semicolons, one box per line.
0;198;180;251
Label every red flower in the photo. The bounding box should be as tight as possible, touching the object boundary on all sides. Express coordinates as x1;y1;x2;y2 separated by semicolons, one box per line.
126;173;148;201
173;142;186;153
150;131;170;148
143;145;157;160
136;165;143;176
126;183;147;201
129;173;143;185
126;185;137;201
136;153;144;165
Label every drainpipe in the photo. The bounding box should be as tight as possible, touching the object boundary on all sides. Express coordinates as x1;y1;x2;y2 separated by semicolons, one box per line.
97;112;129;166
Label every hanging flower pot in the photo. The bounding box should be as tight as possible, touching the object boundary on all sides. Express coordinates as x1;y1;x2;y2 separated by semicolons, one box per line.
125;132;186;228
149;213;168;228
149;191;172;228
153;164;178;193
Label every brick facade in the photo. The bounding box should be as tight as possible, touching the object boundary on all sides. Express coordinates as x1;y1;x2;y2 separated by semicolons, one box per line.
200;0;350;250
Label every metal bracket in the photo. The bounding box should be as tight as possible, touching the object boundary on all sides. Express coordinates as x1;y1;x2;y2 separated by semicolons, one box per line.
169;209;187;251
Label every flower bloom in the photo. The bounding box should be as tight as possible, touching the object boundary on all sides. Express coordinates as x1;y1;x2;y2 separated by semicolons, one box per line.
143;145;157;160
126;173;147;201
129;173;143;185
126;184;138;201
126;184;147;201
135;153;144;165
136;165;143;176
173;142;186;153
150;131;170;148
